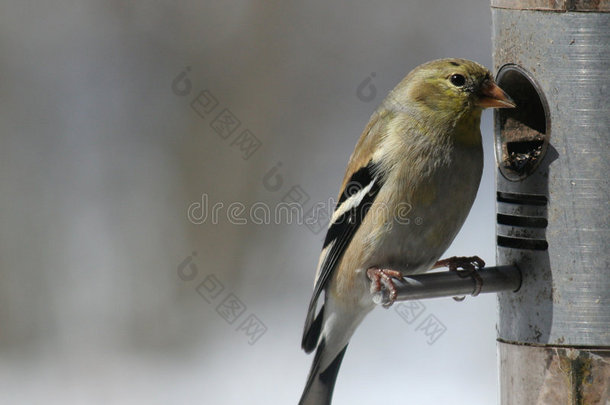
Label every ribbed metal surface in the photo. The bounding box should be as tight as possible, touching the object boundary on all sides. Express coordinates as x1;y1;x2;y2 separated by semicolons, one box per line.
493;9;610;346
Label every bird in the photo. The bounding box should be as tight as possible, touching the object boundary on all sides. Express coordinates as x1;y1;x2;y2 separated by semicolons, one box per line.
298;58;515;405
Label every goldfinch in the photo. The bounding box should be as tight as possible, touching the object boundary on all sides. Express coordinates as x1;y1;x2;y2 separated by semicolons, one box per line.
299;58;515;405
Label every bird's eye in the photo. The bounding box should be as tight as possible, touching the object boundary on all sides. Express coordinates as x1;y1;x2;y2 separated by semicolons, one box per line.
450;74;466;87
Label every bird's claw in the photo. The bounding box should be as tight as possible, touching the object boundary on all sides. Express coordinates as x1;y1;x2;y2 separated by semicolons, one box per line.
433;256;485;300
367;268;402;308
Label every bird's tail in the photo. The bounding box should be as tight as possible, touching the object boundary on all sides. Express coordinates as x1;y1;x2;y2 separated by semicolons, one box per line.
298;339;348;405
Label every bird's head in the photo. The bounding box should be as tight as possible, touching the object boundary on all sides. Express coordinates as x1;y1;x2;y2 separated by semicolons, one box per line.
387;58;515;123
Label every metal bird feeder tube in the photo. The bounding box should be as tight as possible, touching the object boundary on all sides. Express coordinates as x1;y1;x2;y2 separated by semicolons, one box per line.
492;1;610;403
372;266;521;305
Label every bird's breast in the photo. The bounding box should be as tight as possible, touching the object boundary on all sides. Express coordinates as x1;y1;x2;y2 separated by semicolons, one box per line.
365;142;483;274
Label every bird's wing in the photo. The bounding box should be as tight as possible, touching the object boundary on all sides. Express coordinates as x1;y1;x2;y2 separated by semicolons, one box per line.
301;109;390;352
301;158;385;352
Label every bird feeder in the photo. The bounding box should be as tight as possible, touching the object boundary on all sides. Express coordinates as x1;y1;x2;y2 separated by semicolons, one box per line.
492;1;610;403
373;3;609;402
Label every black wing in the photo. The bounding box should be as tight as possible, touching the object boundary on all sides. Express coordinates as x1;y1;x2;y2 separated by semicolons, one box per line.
302;160;384;352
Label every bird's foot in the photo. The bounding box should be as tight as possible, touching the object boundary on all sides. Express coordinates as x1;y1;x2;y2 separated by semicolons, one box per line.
433;256;485;300
367;268;403;308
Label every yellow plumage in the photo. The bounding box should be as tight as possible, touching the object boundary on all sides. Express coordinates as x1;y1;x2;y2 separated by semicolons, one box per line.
300;58;515;405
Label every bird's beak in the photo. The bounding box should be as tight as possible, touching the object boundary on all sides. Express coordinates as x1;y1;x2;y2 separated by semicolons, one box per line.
477;81;516;109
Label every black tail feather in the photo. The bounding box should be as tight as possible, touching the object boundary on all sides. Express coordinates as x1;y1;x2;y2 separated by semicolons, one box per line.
299;340;348;405
301;304;324;353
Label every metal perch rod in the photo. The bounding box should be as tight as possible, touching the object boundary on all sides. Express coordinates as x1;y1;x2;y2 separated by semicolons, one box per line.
372;265;521;305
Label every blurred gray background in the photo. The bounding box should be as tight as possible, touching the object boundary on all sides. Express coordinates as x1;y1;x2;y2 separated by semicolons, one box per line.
1;1;500;404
